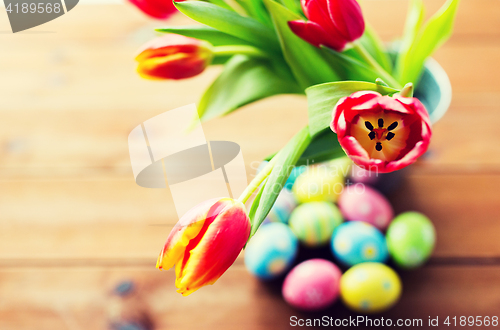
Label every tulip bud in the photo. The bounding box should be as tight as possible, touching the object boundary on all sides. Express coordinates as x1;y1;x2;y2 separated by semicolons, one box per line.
288;0;365;51
135;35;213;80
127;0;182;20
157;198;251;296
330;91;432;173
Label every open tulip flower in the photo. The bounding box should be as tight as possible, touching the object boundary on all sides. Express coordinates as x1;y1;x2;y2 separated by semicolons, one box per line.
288;0;365;51
157;198;251;296
136;35;213;80
330;91;432;173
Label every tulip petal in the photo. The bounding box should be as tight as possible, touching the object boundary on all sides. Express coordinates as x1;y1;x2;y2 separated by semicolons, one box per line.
175;200;250;296
327;0;365;42
288;20;347;51
156;198;220;271
128;0;178;19
385;140;429;172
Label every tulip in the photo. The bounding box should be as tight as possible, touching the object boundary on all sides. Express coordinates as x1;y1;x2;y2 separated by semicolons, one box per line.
127;0;181;20
135;35;213;80
288;0;365;51
157;198;251;296
330;91;432;173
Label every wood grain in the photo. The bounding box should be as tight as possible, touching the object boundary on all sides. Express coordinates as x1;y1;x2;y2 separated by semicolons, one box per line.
1;266;500;330
0;0;499;328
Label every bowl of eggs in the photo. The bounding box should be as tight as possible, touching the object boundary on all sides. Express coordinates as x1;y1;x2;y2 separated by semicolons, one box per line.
244;160;436;313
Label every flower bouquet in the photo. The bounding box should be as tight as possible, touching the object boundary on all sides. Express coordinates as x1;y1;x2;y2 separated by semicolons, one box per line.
131;0;460;303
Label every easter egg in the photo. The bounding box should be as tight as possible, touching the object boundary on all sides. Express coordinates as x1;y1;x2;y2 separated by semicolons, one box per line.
284;166;307;190
292;166;344;203
386;212;436;268
338;185;394;230
331;221;389;266
245;223;299;279
340;262;402;313
282;259;342;311
349;164;380;185
289;202;343;247
265;189;297;224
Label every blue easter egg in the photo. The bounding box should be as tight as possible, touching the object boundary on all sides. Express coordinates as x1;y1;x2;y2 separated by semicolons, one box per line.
284;166;307;190
331;222;389;266
245;223;299;279
265;189;297;224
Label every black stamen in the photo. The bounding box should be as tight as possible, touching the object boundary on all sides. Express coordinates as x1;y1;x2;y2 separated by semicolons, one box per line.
368;131;376;140
386;132;395;141
365;121;374;131
387;121;398;131
375;142;383;151
378;118;384;128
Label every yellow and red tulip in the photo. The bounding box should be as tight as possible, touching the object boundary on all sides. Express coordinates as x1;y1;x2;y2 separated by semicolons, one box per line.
157;198;251;296
288;0;365;51
330;91;432;173
135;35;213;80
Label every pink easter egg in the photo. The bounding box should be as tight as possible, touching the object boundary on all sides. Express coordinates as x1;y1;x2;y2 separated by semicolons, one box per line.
282;259;341;311
338;185;394;230
349;164;379;185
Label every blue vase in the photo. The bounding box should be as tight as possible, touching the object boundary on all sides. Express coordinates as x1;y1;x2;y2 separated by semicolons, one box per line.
414;58;452;124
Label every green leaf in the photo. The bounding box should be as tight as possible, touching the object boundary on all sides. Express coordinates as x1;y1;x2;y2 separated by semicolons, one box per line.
174;1;281;54
322;46;385;83
198;55;301;122
296;129;344;166
156;26;253;47
397;0;460;85
203;0;235;11
306;81;399;137
358;24;393;74
263;0;342;89
249;126;311;239
278;0;303;16
234;0;273;27
394;0;425;82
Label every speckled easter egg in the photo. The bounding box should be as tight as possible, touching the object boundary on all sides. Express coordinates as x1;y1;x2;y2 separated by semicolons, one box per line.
338;185;394;230
265;189;297;224
245;223;299;279
340;262;401;313
292;166;344;203
289;202;343;247
386;212;436;268
331;221;389;266
284;166;307;190
282;259;342;311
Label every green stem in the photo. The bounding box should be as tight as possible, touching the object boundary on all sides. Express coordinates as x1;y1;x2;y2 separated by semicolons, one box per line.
352;42;403;89
238;157;276;204
213;45;269;59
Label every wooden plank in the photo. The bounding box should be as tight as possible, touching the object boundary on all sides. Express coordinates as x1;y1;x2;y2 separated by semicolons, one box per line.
0;174;499;259
1;266;500;329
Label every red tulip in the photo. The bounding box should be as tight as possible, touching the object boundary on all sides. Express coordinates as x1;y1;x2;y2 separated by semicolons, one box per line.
156;198;251;296
330;91;432;173
135;35;213;80
288;0;365;51
128;0;181;20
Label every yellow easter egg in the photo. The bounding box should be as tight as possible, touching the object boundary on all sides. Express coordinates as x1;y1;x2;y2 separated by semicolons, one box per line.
340;262;402;313
292;166;344;203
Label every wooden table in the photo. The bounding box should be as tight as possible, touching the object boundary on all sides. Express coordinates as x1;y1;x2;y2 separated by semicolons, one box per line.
0;1;499;329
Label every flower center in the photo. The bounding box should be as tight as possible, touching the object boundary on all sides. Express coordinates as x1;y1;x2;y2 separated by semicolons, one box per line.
364;118;398;151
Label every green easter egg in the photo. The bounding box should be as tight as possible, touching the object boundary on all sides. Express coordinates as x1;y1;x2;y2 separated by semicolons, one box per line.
386;212;436;268
292;166;345;203
289;202;343;247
